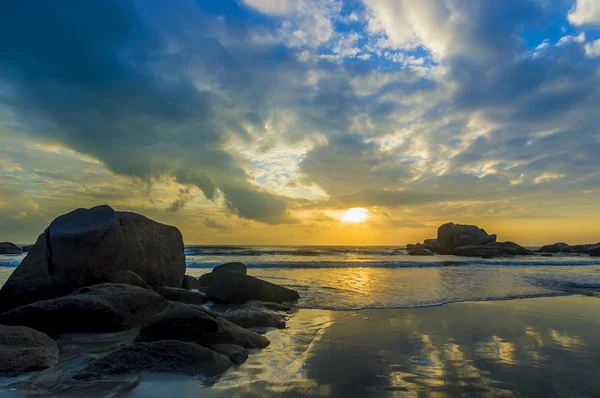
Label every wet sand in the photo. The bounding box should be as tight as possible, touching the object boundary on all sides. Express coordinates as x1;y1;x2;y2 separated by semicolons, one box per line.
4;295;597;397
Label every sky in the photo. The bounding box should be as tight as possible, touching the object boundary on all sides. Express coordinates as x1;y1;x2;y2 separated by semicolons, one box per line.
0;0;600;246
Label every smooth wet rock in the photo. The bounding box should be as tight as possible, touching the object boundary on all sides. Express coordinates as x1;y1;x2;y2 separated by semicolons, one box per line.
0;242;22;254
451;242;531;257
538;242;578;253
438;223;496;248
222;309;286;329
0;325;59;377
73;340;232;380
241;301;293;313
197;273;212;289
135;305;270;348
154;286;208;305
589;247;600;257
0;284;168;335
206;268;300;304
182;275;202;290
210;344;248;365
96;271;150;289
408;248;434;256
214;262;247;275
0;205;186;312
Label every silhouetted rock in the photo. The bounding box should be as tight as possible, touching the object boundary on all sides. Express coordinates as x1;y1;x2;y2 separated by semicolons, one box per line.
589;247;600;257
96;270;150;289
135;305;270;349
0;242;22;254
214;262;247;274
438;223;496;248
222;308;286;329
210;344;248;365
154;286;208;305
0;205;185;312
538;243;578;253
408;248;434;256
22;245;33;252
0;325;59;377
73;340;232;380
451;242;531;257
0;284;168;335
241;301;293;313
197;273;212;290
206;268;300;304
182;275;202;290
572;243;600;254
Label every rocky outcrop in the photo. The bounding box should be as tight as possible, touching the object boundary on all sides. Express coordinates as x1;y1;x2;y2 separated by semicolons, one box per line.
537;243;578;254
182;275;202;290
73;340;232;380
451;242;531;257
154;286;208;305
135;305;270;349
0;325;59;377
206;268;300;304
590;247;600;257
438;223;496;248
0;205;186;311
573;243;600;254
0;242;22;254
22;245;33;252
210;344;248;365
0;284;169;335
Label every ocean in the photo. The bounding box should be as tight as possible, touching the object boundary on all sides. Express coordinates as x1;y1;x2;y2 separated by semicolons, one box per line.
2;245;600;310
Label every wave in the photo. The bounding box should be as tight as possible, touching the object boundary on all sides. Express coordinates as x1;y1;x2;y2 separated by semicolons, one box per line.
298;291;572;311
184;246;406;256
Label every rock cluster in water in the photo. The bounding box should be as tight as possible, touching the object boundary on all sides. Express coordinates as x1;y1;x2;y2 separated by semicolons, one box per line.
536;242;600;255
408;222;530;257
0;205;298;387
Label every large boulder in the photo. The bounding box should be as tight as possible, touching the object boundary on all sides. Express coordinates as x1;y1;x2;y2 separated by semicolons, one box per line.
538;243;578;253
73;340;232;380
0;242;22;254
0;325;59;377
451;242;531;257
154;286;208;305
206;268;300;304
589;247;600;257
221;308;287;329
96;270;150;289
408;248;434;256
135;305;270;349
572;243;600;254
0;284;169;335
0;205;186;312
210;344;248;365
438;223;496;248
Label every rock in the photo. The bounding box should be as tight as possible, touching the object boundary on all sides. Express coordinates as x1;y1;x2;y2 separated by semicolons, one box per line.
221;309;286;329
405;244;415;251
438;223;496;248
197;273;212;289
451;242;531;257
210;344;248;365
135;305;270;349
96;270;150;289
408;248;434;256
206;268;300;304
241;301;293;313
0;242;22;254
572;243;600;254
154;286;208;305
0;283;169;335
590;247;600;257
537;242;578;253
0;325;59;377
73;340;232;380
0;205;186;312
182;275;202;290
214;262;247;275
22;245;33;252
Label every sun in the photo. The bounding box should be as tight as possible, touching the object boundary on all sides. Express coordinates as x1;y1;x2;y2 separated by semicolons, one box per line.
341;208;370;223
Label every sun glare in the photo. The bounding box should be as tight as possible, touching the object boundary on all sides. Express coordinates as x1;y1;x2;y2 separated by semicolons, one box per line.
341;208;369;223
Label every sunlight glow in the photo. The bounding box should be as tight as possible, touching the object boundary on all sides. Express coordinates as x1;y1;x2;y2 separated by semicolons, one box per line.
341;208;369;223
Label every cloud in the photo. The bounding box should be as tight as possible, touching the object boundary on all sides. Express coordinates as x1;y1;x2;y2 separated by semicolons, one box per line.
585;38;600;56
568;0;600;26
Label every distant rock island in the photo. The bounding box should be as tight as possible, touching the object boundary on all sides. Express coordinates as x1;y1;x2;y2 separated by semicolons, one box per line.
408;222;600;257
0;205;299;387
